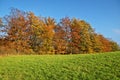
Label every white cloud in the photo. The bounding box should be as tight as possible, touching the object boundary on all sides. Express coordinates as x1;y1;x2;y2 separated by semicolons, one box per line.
113;29;120;35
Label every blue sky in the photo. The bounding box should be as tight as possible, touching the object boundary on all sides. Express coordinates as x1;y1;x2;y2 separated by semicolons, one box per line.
0;0;120;44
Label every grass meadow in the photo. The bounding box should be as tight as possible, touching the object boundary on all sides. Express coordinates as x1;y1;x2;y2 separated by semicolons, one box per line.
0;52;120;80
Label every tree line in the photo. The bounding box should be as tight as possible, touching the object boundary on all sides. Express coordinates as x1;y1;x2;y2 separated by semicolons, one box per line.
0;8;119;55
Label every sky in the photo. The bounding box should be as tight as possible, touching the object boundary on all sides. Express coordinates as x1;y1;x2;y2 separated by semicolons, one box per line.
0;0;120;44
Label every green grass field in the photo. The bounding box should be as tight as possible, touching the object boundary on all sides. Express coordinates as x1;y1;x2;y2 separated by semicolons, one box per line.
0;52;120;80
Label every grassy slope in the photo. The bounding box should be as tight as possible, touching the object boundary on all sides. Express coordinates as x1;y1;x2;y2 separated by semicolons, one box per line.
0;52;120;80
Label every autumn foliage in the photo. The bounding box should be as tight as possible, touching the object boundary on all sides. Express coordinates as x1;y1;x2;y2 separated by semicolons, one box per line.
0;8;119;55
